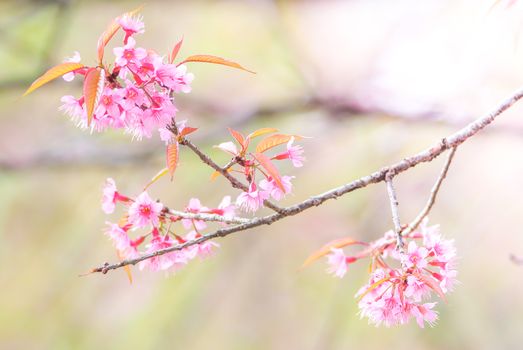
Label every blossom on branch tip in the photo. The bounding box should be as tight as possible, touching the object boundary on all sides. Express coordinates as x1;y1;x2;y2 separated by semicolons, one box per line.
128;191;163;228
326;248;348;278
118;14;145;44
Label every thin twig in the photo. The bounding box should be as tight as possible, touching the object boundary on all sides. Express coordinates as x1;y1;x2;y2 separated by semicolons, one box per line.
88;85;523;275
385;171;404;249
167;209;250;225
403;147;457;235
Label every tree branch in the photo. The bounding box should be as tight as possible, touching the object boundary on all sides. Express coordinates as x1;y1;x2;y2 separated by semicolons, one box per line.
385;172;404;249
88;86;523;275
167;209;250;225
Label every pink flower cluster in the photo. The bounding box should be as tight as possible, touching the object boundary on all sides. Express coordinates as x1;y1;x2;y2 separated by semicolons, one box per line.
325;219;457;328
60;14;193;140
102;178;232;273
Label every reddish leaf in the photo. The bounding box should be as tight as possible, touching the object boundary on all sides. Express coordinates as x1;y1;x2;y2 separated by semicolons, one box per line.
83;67;105;127
228;128;247;151
255;134;303;154
143;167;169;191
23;62;84;96
97;6;144;64
167;142;179;180
179;126;198;138
169;37;184;64
116;250;133;284
416;273;447;302
177;54;255;74
247;127;278;141
253;152;284;192
301;237;367;269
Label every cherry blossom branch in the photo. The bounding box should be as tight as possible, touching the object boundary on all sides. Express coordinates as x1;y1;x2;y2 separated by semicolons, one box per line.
166;208;250;225
403;147;457;236
385;172;404;249
89;85;523;275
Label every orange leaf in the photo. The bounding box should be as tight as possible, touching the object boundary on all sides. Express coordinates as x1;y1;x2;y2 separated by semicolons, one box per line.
116;250;133;284
97;5;144;64
210;168;232;181
143;167;169;191
247;127;278;141
357;277;390;301
179;126;198;138
23;62;84;96
228;128;247;151
301;237;367;269
167;142;179;180
83;67;105;127
177;54;255;74
255;134;303;154
252;152;284;192
169;37;184;64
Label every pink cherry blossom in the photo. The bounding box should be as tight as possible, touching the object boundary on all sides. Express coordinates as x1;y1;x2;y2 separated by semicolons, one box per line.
62;51;81;82
102;178;118;214
59;95;85;126
217;196;236;219
128;191;163;228
181;198;208;231
326;248;348;278
104;222;139;259
411;303;438;328
259;176;294;201
139;234;188;272
114;37;147;67
156;64;194;93
118;14;145;43
403;241;429;269
236;182;268;213
286;137;305;167
184;231;219;259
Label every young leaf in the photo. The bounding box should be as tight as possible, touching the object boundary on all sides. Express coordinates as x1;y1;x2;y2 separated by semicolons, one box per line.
143;167;169;191
301;237;367;269
177;55;255;74
167;142;179;180
178;126;198;138
169;37;184;64
228;128;247;152
357;277;390;301
252;152;284;191
97;5;144;64
256;134;302;154
247;127;278;141
23;62;84;96
83;67;105;127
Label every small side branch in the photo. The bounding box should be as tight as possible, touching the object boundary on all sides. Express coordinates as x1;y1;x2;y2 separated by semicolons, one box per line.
385;171;404;249
167;209;251;225
403;147;457;235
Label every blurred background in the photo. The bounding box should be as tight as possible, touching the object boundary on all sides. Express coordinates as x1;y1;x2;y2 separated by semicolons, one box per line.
2;0;523;349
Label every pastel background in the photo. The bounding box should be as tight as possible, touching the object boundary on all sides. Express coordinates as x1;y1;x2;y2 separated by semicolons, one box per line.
1;0;523;349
